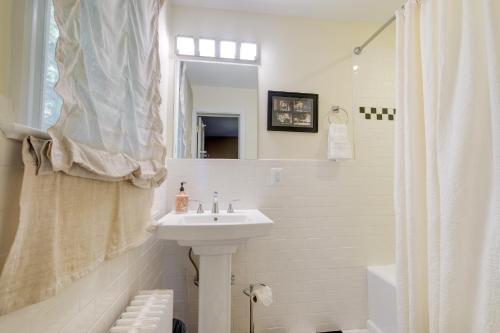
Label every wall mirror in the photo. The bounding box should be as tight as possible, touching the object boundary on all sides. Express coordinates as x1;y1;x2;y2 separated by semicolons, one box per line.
174;61;258;159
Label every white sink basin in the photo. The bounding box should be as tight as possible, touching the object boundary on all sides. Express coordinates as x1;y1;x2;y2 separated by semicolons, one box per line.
155;209;273;333
155;209;273;244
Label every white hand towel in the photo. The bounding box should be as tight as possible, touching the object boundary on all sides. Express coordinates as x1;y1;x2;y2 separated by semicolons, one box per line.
328;123;352;160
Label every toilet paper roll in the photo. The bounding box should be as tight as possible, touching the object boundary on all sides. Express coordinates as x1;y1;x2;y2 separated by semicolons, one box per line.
251;285;273;306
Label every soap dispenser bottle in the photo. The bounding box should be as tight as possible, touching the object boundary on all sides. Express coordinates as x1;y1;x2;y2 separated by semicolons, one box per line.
175;182;189;213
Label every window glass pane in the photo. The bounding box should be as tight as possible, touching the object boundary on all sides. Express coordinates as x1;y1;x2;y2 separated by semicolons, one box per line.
220;41;236;59
42;0;62;130
199;39;215;57
177;36;195;56
240;42;257;61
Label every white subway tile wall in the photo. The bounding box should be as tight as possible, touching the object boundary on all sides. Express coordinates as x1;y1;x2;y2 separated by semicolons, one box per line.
165;143;395;332
163;240;190;323
353;48;395;111
0;236;166;333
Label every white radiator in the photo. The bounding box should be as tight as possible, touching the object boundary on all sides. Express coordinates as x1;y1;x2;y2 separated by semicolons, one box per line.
109;290;173;333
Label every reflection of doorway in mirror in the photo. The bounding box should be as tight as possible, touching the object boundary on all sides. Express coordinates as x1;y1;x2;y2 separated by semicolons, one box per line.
174;60;258;159
196;114;241;159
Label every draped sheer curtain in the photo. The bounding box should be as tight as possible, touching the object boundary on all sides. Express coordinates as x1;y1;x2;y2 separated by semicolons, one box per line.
48;0;166;188
395;1;500;332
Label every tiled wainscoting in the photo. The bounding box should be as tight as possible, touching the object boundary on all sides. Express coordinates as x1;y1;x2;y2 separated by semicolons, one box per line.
0;237;165;333
165;152;395;332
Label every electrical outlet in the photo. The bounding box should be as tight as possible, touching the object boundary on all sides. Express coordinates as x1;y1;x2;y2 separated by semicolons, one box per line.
270;168;283;185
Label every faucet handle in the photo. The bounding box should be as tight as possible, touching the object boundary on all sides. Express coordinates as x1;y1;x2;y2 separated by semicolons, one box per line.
191;200;204;214
227;199;240;213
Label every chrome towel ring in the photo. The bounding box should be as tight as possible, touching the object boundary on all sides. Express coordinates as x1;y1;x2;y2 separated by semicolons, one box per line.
328;106;349;125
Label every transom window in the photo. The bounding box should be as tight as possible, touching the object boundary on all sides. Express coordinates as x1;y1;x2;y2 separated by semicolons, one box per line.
176;36;259;63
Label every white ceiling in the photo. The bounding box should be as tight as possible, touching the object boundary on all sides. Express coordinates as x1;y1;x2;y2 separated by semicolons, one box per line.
185;61;258;89
170;0;404;22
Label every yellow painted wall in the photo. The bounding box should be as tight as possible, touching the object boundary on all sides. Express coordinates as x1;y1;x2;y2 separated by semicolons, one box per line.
0;0;12;97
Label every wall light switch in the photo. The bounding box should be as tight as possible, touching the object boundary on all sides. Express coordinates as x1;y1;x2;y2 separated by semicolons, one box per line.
270;168;283;185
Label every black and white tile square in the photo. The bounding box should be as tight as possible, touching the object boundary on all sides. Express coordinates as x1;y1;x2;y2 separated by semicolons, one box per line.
359;106;396;121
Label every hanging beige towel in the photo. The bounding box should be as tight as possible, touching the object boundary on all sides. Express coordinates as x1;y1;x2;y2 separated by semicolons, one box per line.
0;137;154;315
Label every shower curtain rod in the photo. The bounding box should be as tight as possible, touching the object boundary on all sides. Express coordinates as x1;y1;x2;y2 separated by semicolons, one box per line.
353;14;396;55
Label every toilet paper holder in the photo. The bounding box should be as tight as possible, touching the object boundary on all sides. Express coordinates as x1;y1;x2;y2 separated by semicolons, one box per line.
243;283;268;333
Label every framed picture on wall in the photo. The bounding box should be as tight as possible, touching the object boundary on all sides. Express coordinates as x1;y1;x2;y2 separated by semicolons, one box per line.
267;91;318;133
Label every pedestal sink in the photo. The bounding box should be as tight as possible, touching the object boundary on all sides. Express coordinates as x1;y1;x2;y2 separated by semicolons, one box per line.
156;209;273;333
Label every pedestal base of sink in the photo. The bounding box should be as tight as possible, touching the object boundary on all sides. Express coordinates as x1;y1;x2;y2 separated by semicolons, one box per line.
183;243;240;333
156;210;274;333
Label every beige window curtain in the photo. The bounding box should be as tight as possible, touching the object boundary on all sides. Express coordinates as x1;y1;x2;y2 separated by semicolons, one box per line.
0;0;166;315
48;0;166;188
0;137;155;315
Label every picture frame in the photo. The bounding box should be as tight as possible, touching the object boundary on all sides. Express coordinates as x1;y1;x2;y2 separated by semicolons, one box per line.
267;91;318;133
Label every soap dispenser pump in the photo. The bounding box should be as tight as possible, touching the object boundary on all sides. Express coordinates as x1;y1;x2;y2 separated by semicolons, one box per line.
175;181;189;213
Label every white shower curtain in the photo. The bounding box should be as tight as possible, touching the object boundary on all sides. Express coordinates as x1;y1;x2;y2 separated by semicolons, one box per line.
395;1;500;333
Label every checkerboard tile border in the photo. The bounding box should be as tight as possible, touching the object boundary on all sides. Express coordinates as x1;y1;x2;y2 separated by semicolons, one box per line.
359;107;396;121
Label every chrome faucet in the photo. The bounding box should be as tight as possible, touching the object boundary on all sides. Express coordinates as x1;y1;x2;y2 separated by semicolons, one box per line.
212;191;219;214
227;199;240;213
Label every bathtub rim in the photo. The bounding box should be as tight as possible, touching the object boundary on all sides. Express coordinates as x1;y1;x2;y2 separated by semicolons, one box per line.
367;264;396;286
